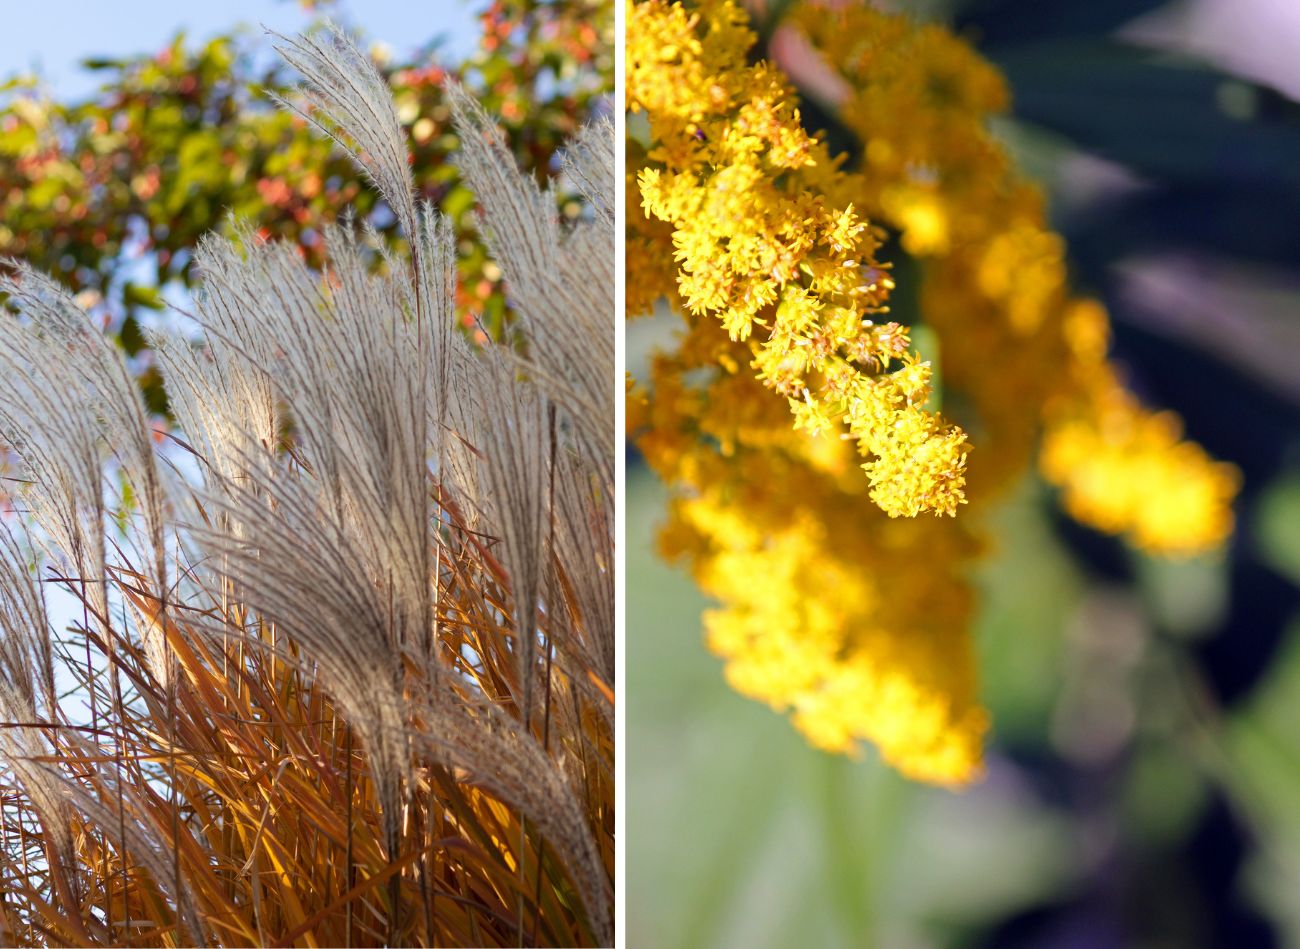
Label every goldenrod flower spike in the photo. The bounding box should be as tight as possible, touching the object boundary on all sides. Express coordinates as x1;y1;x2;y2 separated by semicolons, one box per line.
792;2;1239;555
628;0;987;785
629;0;969;521
629;0;1239;790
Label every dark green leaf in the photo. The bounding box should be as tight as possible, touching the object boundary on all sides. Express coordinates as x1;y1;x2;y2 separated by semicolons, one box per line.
997;40;1300;191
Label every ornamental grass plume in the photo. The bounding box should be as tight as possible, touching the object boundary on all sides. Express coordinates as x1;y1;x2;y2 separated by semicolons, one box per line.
0;22;613;948
627;0;1238;785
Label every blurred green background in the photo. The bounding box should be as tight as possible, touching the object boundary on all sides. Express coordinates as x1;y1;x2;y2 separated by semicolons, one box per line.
630;467;1300;946
627;0;1300;945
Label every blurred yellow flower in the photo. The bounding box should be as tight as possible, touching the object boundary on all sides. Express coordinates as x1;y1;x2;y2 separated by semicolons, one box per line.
793;2;1239;554
1042;381;1240;556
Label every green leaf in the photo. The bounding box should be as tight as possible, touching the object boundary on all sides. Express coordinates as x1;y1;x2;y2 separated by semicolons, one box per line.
442;183;477;221
123;283;164;311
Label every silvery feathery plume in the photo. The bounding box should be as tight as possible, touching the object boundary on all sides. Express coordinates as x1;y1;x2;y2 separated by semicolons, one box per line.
0;313;108;627
150;229;282;501
269;22;417;242
445;83;614;493
0;263;171;680
0;520;76;895
438;79;616;941
146;22;613;941
445;81;615;702
175;223;432;882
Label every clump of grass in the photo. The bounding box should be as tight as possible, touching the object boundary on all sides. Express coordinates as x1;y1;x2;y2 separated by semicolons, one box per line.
0;22;613;948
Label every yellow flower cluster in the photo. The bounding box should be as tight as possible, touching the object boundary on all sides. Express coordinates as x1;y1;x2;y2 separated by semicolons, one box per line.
628;0;986;784
628;0;969;519
629;339;989;783
1041;392;1237;556
791;3;1239;550
627;0;1239;786
1041;306;1238;557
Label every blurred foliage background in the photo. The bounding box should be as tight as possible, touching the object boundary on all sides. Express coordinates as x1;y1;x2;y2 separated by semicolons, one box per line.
627;0;1300;945
0;0;611;419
